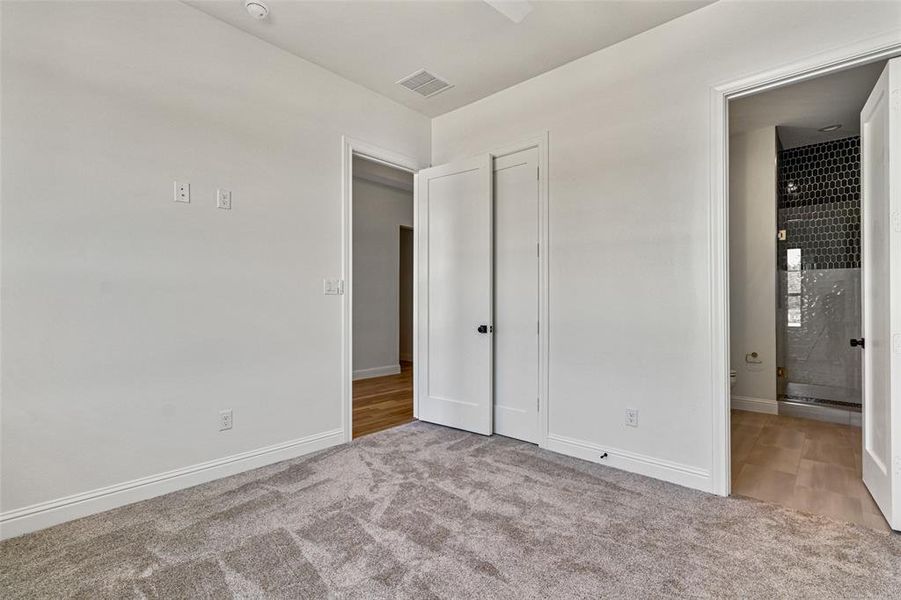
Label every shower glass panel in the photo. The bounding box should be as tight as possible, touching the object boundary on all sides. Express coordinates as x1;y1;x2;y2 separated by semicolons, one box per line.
776;137;862;408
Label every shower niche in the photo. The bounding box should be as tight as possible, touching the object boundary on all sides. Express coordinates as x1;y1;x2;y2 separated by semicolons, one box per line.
775;136;862;422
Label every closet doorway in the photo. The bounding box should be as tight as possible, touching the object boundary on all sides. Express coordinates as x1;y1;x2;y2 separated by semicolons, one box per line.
415;138;548;444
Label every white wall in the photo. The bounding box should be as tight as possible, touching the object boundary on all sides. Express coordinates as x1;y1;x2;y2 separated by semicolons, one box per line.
352;169;413;377
729;128;777;406
431;0;901;490
0;0;429;534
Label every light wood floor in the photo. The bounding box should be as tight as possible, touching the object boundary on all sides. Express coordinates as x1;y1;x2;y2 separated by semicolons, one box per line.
731;409;890;532
352;361;414;439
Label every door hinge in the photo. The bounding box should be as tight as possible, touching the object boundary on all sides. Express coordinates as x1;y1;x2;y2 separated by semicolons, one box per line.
536;165;540;180
537;397;540;411
537;242;540;257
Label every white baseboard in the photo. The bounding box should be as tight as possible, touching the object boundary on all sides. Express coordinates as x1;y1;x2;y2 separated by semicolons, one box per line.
731;395;778;414
0;428;344;541
353;364;401;380
543;433;712;493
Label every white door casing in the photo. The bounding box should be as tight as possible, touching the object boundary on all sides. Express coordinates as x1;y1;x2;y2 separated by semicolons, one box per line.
493;148;540;443
416;155;494;435
860;58;900;531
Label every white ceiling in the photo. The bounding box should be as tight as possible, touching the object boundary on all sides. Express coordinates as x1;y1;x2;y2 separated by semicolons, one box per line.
185;0;712;117
729;60;886;149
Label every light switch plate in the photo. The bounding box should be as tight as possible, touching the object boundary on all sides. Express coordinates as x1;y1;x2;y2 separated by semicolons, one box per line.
174;181;190;203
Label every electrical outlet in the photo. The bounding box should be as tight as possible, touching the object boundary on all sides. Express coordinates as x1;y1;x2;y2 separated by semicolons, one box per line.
219;409;233;431
174;181;191;203
323;278;344;295
217;189;232;210
625;408;639;427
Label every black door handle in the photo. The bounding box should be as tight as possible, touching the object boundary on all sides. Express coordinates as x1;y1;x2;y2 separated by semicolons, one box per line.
850;338;865;348
477;325;492;334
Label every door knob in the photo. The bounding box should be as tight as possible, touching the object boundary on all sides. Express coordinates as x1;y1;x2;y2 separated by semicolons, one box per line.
850;338;865;348
477;325;492;334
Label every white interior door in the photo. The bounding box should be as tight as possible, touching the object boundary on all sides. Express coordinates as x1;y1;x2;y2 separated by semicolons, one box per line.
494;148;540;443
417;155;493;435
860;58;900;531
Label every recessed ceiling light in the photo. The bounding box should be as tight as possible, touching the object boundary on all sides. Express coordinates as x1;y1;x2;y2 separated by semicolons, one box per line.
818;124;842;132
245;0;269;20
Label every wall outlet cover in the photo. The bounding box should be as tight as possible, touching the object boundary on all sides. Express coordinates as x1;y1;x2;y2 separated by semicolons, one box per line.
219;409;233;431
323;279;345;295
217;189;232;210
625;408;639;427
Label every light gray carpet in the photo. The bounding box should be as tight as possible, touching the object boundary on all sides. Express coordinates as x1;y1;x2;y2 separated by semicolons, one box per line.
2;422;900;599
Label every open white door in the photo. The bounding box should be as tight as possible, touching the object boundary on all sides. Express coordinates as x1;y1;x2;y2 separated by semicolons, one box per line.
860;58;900;531
417;155;493;435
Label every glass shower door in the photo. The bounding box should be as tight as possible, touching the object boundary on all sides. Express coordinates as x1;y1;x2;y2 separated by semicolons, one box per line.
776;137;862;409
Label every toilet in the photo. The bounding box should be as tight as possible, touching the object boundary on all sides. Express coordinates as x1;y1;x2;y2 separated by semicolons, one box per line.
730;370;737;390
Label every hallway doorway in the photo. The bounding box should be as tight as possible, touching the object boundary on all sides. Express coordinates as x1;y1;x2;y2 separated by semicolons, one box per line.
351;154;415;438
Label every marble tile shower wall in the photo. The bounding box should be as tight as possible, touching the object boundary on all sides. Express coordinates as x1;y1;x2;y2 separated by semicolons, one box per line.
776;137;862;406
777;269;862;404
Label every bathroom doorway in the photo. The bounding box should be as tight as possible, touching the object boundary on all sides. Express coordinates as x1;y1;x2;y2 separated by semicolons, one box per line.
726;58;893;531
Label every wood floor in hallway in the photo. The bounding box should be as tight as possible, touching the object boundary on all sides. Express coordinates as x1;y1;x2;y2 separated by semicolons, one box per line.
731;409;890;532
352;361;414;439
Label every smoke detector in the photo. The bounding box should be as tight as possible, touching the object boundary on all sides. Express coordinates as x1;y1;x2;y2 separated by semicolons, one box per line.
396;70;453;98
245;0;269;20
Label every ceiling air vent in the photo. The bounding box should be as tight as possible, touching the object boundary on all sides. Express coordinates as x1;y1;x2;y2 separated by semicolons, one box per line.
396;70;453;98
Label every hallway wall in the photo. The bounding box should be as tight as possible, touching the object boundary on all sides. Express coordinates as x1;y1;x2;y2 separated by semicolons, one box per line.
352;173;414;378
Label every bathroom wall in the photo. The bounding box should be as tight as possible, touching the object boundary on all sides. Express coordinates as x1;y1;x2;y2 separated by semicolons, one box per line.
729;127;777;407
776;136;862;406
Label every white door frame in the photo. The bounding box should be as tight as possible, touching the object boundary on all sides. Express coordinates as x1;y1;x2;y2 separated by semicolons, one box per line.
708;35;901;496
488;133;550;447
340;136;424;443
